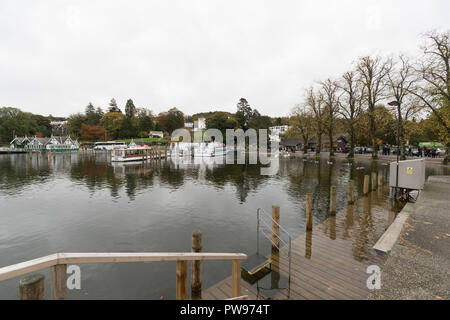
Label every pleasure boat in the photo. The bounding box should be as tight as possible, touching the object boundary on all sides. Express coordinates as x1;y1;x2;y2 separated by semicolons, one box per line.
111;146;153;162
194;142;228;157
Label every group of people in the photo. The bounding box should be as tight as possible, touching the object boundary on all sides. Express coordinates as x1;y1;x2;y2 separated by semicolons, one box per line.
382;145;441;158
414;146;440;158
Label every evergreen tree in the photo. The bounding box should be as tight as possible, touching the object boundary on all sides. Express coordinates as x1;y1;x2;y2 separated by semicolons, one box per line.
125;99;136;119
108;98;121;113
236;98;253;130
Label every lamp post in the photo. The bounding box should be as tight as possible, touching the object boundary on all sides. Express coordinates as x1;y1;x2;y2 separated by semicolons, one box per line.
388;100;401;197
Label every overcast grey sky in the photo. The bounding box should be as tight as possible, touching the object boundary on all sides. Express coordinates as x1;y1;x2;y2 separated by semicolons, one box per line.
1;0;449;118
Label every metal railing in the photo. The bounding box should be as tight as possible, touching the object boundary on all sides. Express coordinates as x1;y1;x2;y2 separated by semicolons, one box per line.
256;208;292;291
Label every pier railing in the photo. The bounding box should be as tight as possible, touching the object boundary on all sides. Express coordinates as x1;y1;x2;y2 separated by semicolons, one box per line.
0;252;247;300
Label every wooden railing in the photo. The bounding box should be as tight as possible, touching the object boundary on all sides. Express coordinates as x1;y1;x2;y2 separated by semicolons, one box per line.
0;252;247;300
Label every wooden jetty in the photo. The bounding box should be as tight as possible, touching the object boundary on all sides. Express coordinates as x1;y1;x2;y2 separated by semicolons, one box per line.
0;252;247;300
204;177;393;300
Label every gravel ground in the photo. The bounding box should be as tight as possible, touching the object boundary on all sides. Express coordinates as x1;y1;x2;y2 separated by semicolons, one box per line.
369;176;450;300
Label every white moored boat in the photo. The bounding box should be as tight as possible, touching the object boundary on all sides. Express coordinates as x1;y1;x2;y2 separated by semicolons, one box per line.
194;142;228;157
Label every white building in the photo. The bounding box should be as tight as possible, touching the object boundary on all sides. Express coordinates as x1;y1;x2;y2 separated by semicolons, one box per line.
149;131;164;138
193;117;206;132
269;125;290;142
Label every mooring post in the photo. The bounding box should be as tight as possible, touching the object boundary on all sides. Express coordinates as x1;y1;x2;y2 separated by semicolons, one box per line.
231;259;241;298
51;264;67;300
306;194;313;231
191;231;202;300
378;171;383;188
363;175;370;196
271;205;280;251
348;180;355;204
176;261;188;300
371;172;377;191
330;186;336;216
19;274;45;300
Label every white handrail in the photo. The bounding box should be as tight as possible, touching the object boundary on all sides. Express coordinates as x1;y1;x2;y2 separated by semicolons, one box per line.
0;252;247;282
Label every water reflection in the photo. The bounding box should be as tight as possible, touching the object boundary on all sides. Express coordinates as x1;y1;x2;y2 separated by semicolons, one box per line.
1;152;449;299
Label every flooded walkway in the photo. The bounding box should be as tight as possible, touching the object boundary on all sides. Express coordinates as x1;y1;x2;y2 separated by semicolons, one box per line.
203;186;396;300
370;176;450;300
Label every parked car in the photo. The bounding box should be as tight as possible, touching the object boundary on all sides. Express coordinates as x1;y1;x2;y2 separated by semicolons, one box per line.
436;148;446;156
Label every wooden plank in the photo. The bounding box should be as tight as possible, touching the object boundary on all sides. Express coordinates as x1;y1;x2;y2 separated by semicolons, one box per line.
58;252;248;264
0;254;57;282
0;252;247;282
272;256;369;299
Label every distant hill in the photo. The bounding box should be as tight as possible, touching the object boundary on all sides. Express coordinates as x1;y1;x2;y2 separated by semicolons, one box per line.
191;111;234;120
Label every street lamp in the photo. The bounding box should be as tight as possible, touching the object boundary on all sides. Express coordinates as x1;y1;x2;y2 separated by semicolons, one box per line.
388;100;401;197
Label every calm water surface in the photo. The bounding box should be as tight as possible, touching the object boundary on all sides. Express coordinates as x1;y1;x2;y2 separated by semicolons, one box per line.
0;153;448;299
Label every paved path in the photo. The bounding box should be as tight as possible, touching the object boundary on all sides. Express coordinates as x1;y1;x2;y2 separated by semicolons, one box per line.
369;176;450;300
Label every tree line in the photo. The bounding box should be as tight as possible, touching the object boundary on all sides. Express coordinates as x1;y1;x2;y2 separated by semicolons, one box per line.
0;107;63;142
1;96;283;145
287;30;450;165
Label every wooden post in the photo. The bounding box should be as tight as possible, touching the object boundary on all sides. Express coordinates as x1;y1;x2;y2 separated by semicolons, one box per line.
306;194;313;231
271;206;280;251
330;186;336;216
371;172;377;191
19;274;45;300
191;231;202;300
232;259;241;298
363;175;370;196
378;172;383;188
176;261;188;300
348;180;355;204
51;264;67;300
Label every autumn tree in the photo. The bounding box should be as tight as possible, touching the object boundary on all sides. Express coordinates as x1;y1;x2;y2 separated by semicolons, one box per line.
206;112;238;134
67;113;86;138
386;55;421;160
411;30;450;164
136;108;155;137
79;124;106;141
100;112;126;140
338;71;364;159
356;55;392;159
320;78;340;159
288;105;314;154
157;108;184;134
305;87;325;157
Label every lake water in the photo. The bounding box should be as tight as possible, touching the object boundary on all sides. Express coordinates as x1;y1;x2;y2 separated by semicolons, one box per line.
0;152;448;299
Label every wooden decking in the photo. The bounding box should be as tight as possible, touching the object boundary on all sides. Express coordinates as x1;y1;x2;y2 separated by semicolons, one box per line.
203;188;394;300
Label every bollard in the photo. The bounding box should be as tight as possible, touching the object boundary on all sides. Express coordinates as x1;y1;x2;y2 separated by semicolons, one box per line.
371;172;377;191
306;194;313;231
363;175;370;196
378;172;383;188
191;231;202;300
330;186;336;216
19;274;45;300
348;180;355;204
